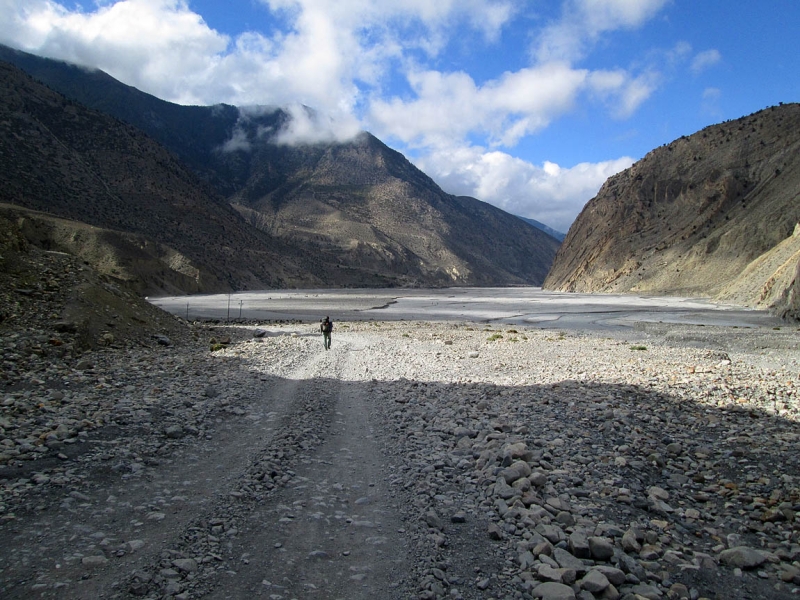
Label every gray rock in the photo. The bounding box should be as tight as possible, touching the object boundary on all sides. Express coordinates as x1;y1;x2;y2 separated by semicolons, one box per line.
580;569;610;593
529;471;548;487
588;536;614;561
164;425;184;439
531;581;576;600
153;334;171;346
718;546;768;569
500;460;532;483
172;558;198;573
450;511;466;523
556;511;575;526
569;531;591;558
424;511;443;530
621;529;641;553
537;524;566;544
488;523;504;540
553;547;587;572
537;563;563;582
626;583;663;599
639;544;662;561
495;477;520;499
81;555;108;567
591;565;626;586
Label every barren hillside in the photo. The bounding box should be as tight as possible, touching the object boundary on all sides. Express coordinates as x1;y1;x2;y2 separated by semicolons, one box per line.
0;62;320;294
1;45;560;290
544;103;800;319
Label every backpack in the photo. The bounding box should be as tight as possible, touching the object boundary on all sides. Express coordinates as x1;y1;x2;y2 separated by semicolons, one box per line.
322;320;332;333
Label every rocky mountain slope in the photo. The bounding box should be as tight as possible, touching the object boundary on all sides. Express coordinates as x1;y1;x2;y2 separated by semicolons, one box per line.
1;45;560;290
0;61;324;294
227;131;560;286
544;103;800;319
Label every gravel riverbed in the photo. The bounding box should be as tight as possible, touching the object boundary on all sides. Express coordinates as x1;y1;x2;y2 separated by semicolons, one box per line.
1;318;799;600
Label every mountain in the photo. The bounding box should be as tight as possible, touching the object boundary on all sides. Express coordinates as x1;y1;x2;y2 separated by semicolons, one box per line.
0;45;560;290
0;60;323;294
544;103;800;319
517;217;565;242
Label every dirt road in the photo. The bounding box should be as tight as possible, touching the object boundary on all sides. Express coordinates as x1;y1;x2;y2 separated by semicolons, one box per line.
0;329;422;599
1;321;798;600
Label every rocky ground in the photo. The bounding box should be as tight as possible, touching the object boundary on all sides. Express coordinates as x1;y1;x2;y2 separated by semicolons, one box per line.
1;236;800;600
0;299;799;600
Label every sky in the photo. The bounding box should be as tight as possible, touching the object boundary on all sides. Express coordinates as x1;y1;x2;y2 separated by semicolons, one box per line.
1;1;798;233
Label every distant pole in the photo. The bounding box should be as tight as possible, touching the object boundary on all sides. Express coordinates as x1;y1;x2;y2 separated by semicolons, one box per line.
239;300;243;319
227;294;231;322
186;303;189;321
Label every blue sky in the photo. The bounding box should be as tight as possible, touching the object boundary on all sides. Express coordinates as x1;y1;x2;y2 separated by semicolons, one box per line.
2;0;798;233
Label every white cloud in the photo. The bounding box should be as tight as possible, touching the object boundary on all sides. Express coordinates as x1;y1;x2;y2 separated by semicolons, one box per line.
368;63;590;148
533;0;671;63
0;0;669;231
273;103;362;145
690;49;721;74
0;0;516;125
415;143;634;233
586;68;659;118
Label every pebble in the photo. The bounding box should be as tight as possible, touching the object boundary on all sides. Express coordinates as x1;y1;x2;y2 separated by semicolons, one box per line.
1;310;799;600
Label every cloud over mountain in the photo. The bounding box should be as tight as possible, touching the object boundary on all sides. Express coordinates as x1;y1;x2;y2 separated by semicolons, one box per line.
1;0;772;234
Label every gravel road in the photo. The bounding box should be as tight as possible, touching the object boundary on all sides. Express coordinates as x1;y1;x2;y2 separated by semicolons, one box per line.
1;319;798;600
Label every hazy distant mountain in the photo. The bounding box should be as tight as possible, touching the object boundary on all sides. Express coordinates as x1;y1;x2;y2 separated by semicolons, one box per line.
1;45;560;290
517;217;565;242
544;103;800;319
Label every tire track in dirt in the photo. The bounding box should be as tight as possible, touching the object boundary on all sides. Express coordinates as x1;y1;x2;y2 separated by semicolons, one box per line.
205;336;411;599
0;339;332;599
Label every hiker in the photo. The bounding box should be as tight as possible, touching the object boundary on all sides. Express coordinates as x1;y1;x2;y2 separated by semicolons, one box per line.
320;316;333;350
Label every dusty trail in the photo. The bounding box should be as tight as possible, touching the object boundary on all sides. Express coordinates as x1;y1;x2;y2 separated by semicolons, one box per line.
0;336;342;598
208;336;410;599
2;321;798;600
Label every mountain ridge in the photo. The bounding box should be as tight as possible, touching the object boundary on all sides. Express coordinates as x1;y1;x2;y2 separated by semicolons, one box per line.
1;45;560;291
0;60;324;293
544;103;800;319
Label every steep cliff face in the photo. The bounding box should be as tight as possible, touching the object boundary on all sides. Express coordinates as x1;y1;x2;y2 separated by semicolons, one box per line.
544;103;800;318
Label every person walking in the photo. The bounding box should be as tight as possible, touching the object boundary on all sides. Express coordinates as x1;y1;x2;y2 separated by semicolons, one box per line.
320;316;333;350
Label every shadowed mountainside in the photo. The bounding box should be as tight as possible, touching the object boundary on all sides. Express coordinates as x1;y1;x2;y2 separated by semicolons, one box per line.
544;103;800;319
1;45;561;290
0;61;322;294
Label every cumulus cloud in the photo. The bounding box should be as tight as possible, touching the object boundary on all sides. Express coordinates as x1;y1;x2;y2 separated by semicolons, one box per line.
0;0;516;127
0;0;670;229
415;144;634;233
533;0;671;63
0;0;231;104
368;63;588;148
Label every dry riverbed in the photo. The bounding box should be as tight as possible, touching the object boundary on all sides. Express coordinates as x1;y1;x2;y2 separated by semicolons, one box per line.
0;319;799;600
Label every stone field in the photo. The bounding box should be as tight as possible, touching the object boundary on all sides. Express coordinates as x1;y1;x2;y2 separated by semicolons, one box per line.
0;318;799;600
